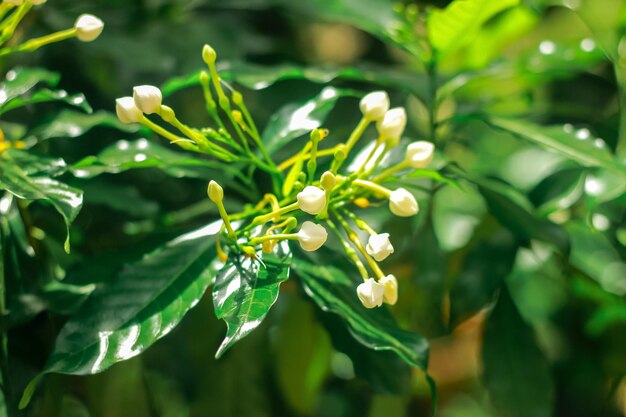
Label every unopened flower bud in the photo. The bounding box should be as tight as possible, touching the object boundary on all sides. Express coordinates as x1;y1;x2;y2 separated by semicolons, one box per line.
232;91;243;106
334;145;346;162
366;233;394;262
320;171;336;191
376;107;406;143
133;85;162;115
359;91;389;121
379;274;398;305
159;105;175;122
200;71;210;85
406;141;434;168
357;278;385;308
74;14;104;42
354;198;370;208
389;188;418;217
202;44;217;65
115;97;142;124
207;180;224;203
297;221;327;251
232;110;244;124
297;186;326;215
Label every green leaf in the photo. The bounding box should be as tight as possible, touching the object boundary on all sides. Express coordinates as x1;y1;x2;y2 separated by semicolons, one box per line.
3;149;67;177
482;286;554;417
213;240;292;358
262;87;359;154
529;167;587;215
27;110;140;142
449;229;518;326
485;117;626;179
163;63;429;102
0;67;59;107
22;220;221;398
293;258;430;371
566;222;626;296
0;88;92;115
72;138;238;180
80;179;159;218
428;0;520;54
0;159;82;253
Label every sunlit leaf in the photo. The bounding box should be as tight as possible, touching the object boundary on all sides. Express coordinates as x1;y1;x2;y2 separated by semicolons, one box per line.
262;87;359;154
0;89;92;115
428;0;520;54
213;240;292;358
0;67;59;108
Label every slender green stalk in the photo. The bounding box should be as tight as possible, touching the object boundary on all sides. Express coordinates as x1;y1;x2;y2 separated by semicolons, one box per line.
325;217;369;281
0;28;76;57
334;210;383;279
334;117;370;171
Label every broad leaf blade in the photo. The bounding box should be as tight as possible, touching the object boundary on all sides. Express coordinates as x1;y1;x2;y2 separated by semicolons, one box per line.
44;221;222;375
0;88;92;115
213;241;292;358
27;110;139;142
486;117;626;178
482;286;554;417
293;258;429;371
0;67;59;107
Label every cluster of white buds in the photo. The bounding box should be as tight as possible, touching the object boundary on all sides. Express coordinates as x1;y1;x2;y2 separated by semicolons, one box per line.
118;46;438;311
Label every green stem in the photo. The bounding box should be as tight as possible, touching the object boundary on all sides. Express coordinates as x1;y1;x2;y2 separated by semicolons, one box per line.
351;179;391;197
334;210;384;279
370;160;410;183
0;28;76;57
335;117;370;172
615;62;626;159
140;117;199;151
249;202;299;227
0;3;31;45
248;233;298;246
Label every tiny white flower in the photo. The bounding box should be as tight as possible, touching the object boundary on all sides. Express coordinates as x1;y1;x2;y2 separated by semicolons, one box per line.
359;91;389;121
297;186;326;215
376;107;406;144
133;85;162;115
366;233;394;262
74;14;104;42
357;278;385;308
115;97;142;124
297;221;327;252
406;141;434;168
389;188;418;217
379;274;398;305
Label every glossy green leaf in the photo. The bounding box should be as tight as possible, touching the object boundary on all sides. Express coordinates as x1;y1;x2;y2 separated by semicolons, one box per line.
486;117;626;179
482;286;554;417
0;88;92;115
0;67;59;107
213;240;292;358
72;138;238;180
80;179;159;218
262;87;359;154
428;0;520;54
293;258;430;371
449;229;518;326
566;222;626;296
0;158;82;252
3;149;67;177
20;221;222;408
163;63;429;102
27;110;140;142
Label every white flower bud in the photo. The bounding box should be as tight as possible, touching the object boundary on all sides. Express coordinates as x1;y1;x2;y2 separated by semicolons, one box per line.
115;97;142;124
406;141;434;168
297;186;326;215
359;91;389;121
379;275;398;305
389;188;418;217
320;171;336;191
357;278;385;308
376;107;406;144
133;85;162;115
207;180;224;203
297;221;327;252
74;14;104;42
366;233;394;262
